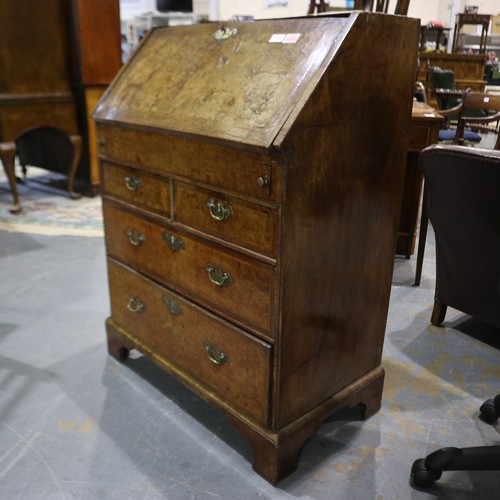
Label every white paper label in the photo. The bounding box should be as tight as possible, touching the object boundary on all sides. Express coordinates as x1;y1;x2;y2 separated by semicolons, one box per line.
269;34;286;43
269;33;301;44
283;33;301;44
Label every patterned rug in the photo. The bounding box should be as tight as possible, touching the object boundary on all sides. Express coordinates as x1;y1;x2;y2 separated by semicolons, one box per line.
0;166;103;237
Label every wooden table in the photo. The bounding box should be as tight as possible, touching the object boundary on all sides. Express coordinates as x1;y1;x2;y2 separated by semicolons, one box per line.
396;101;443;258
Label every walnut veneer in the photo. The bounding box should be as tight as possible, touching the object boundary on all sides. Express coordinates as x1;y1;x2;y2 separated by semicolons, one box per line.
94;13;419;483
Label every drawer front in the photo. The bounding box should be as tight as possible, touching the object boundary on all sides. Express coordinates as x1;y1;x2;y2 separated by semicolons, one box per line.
107;258;271;425
101;161;170;216
97;124;276;201
174;182;278;257
408;123;432;152
103;203;274;335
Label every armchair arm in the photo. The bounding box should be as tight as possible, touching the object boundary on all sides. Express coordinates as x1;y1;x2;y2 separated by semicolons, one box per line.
435;88;468;113
437;102;463;117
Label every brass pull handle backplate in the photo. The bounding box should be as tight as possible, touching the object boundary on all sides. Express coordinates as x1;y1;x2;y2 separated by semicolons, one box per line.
162;231;184;252
124;175;143;192
127;229;145;247
204;341;228;365
205;263;233;287
206;198;233;221
162;295;182;316
127;296;145;313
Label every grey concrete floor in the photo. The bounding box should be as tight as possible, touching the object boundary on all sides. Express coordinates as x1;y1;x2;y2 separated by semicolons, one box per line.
1;226;500;499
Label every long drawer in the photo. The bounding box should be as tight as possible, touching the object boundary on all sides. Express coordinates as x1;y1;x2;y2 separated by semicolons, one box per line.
97;124;276;201
174;182;278;257
103;202;274;336
107;258;272;425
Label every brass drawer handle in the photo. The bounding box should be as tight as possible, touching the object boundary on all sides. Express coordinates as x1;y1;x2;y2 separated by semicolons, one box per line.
127;296;145;313
205;263;233;287
124;175;143;192
162;295;182;316
204;341;228;365
206;198;233;221
162;231;184;252
127;228;145;247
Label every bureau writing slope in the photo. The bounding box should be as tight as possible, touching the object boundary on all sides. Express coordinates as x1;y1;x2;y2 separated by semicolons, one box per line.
94;12;419;483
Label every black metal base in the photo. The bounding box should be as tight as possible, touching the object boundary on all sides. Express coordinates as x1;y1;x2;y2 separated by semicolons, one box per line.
411;395;500;488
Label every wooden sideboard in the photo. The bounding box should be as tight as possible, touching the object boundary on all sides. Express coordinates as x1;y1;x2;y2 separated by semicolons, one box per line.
0;0;121;211
94;13;419;483
418;52;487;107
396;101;443;257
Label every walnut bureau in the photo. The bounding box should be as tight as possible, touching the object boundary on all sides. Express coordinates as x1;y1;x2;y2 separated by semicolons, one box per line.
94;13;419;483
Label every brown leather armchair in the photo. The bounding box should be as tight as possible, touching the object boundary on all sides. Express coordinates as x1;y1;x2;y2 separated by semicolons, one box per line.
422;144;500;327
410;144;500;487
414;91;500;286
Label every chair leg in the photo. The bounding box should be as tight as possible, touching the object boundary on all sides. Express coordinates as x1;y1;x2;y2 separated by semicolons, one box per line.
0;141;22;213
411;395;500;488
68;135;82;200
431;301;447;326
411;445;500;487
414;183;429;286
479;395;500;424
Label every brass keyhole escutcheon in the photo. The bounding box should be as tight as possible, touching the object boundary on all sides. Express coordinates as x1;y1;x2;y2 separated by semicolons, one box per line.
162;231;184;252
162;295;182;316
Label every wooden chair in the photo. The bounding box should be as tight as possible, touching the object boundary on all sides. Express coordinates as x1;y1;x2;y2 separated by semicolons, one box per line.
308;0;410;15
414;90;500;285
454;92;500;149
354;0;410;14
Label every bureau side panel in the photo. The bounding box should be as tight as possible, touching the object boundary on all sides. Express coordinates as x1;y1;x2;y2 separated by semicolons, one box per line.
276;14;420;428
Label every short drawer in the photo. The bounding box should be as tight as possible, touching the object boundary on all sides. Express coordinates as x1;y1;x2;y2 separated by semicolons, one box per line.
101;161;170;216
103;202;274;336
174;182;278;257
107;258;271;425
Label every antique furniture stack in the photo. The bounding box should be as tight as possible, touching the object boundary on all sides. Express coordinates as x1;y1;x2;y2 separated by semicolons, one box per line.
0;0;121;212
94;12;419;483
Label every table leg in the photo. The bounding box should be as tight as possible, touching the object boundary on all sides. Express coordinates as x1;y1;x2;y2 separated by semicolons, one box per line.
68;135;83;200
0;142;21;213
414;183;428;286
